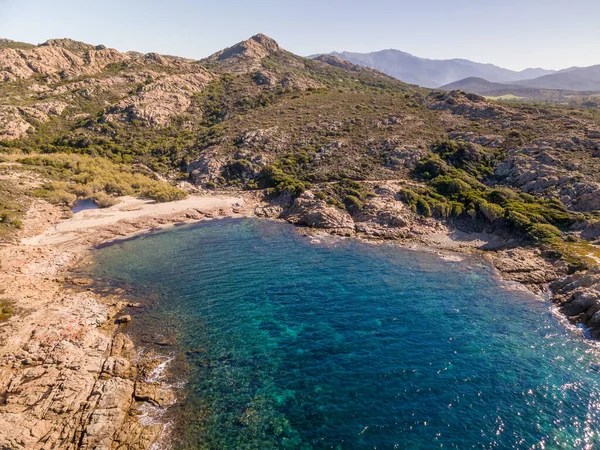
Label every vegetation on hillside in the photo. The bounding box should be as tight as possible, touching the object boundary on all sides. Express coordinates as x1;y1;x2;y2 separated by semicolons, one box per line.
0;34;599;274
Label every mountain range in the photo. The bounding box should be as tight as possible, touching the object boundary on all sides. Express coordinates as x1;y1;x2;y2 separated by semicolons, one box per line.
317;49;556;88
315;49;600;96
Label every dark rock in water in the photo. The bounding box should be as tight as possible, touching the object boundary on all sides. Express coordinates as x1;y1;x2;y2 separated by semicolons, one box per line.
154;336;176;346
116;315;132;324
140;334;176;346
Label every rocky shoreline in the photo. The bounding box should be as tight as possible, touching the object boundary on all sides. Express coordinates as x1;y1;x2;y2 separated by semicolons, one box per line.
0;194;258;449
0;190;599;449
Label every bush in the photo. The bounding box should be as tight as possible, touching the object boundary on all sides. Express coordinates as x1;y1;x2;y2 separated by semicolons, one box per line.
20;154;187;204
432;139;494;177
415;154;449;179
528;223;561;243
259;165;308;196
506;210;532;229
478;201;505;222
416;198;432;217
93;193;120;208
32;187;77;205
142;186;187;203
343;195;364;211
430;176;472;196
487;188;518;204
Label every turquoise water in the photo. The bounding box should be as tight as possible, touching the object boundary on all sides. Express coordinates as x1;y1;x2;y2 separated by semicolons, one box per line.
89;219;600;449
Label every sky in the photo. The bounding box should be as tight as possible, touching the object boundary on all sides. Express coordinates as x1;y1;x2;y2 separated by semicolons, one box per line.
0;0;598;71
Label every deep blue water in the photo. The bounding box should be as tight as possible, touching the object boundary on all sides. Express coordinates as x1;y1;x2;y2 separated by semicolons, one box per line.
88;219;600;449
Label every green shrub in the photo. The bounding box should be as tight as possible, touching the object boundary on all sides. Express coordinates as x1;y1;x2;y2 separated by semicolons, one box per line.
142;185;187;203
259;165;308;196
528;223;561;243
343;195;364;211
0;302;13;321
93;193;120;208
415;154;449;179
32;187;77;205
487;188;518;204
20;154;187;204
430;176;472;196
416;198;432;217
506;210;532;229
432;139;495;177
478;201;505;222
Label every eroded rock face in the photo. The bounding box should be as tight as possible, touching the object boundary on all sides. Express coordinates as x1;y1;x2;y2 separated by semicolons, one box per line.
0;105;32;140
552;269;600;338
353;196;414;239
102;72;213;126
0;45;130;82
283;191;356;235
494;139;600;212
0;235;170;450
188;150;227;185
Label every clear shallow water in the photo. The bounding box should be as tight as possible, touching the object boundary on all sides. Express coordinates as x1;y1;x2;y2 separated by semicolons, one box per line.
88;219;600;449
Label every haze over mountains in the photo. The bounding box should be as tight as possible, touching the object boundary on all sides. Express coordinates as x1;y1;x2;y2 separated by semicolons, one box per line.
320;49;556;88
315;49;600;97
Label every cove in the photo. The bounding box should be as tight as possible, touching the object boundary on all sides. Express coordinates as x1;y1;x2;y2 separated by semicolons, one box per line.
87;218;600;449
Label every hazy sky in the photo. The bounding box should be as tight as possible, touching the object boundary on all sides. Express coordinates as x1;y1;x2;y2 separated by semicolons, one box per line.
0;0;598;70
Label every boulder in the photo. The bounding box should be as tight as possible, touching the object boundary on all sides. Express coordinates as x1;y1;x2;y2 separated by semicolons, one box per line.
283;191;355;236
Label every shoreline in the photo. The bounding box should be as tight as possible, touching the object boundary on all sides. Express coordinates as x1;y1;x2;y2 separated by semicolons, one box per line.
0;193;260;449
0;191;593;449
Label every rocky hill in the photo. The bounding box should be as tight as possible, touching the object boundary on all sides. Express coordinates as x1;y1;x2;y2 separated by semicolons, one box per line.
0;34;599;267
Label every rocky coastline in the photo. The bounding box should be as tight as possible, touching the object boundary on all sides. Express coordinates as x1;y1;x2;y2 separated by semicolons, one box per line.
0;189;599;449
0;194;258;449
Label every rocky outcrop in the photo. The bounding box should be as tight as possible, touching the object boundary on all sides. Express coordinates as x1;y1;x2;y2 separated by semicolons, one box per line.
102;72;212;126
428;90;506;120
0;290;164;450
188;150;227;185
0;45;130;82
488;248;559;293
0;101;69;141
0;105;32;140
313;55;360;71
369;138;428;170
283;191;356;235
205;33;281;72
551;269;600;338
353;194;413;239
494;138;600;212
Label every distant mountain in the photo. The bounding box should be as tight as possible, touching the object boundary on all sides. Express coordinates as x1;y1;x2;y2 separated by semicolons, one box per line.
313;49;556;88
439;77;521;94
516;65;600;91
